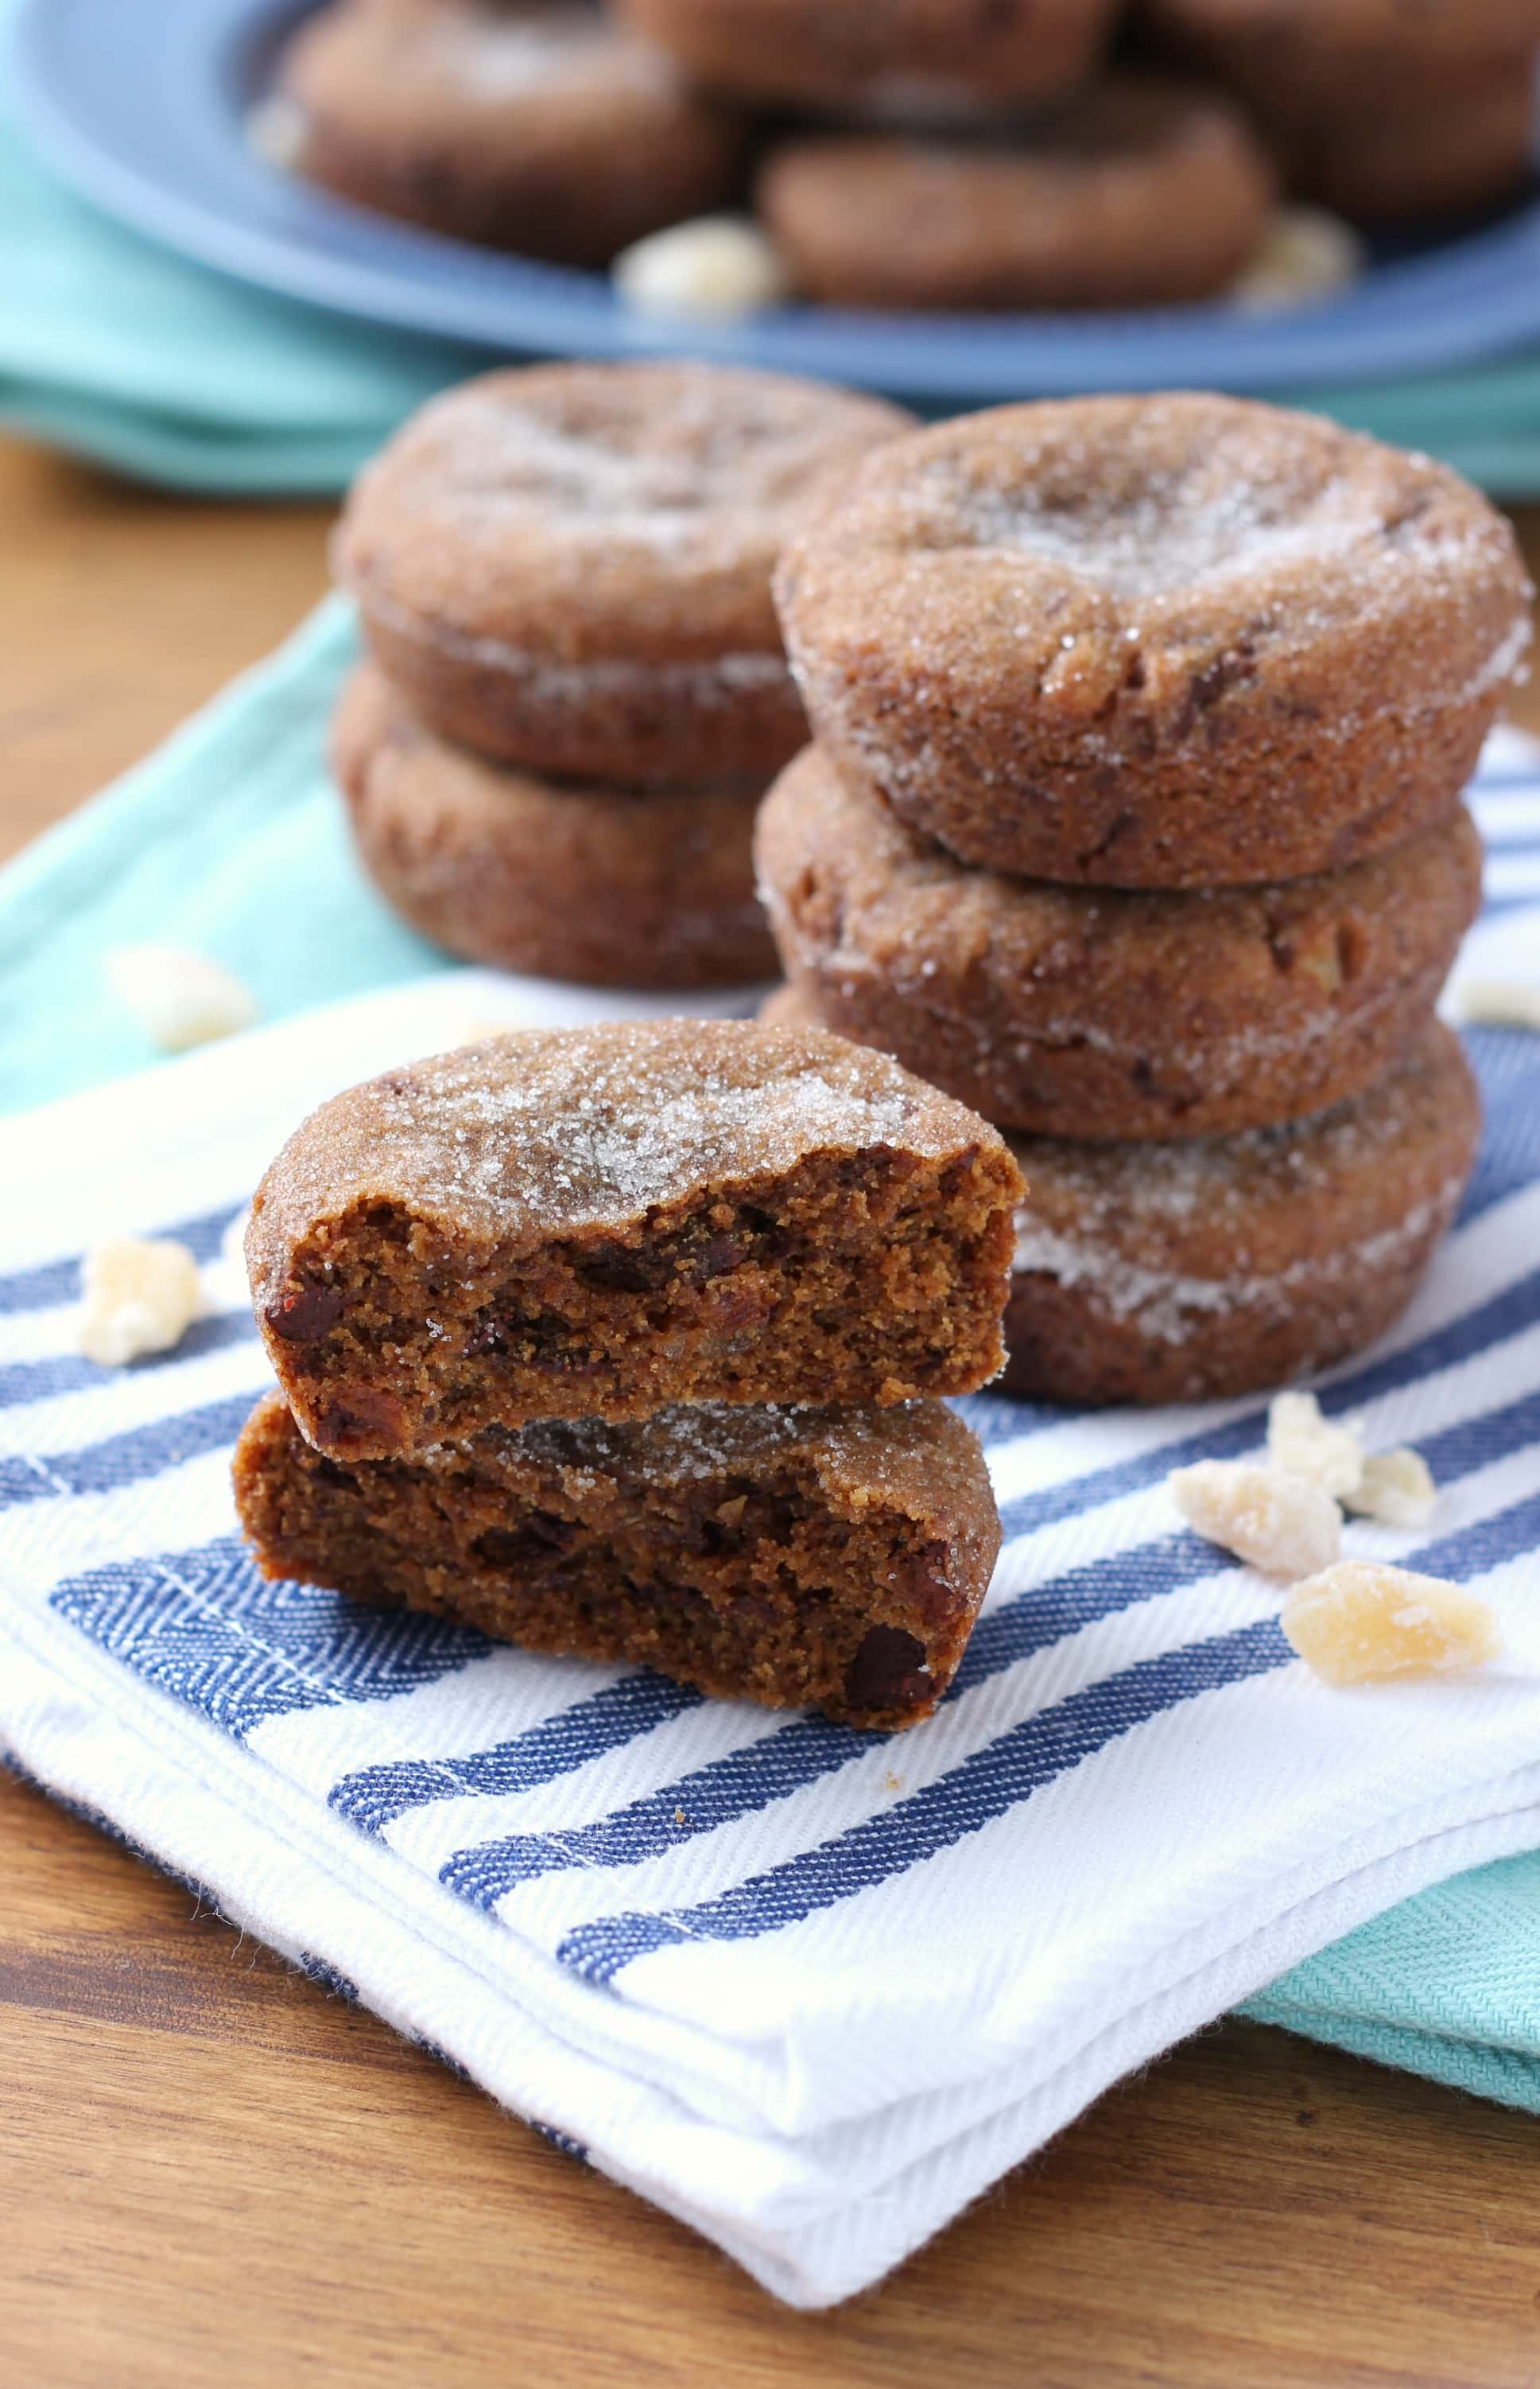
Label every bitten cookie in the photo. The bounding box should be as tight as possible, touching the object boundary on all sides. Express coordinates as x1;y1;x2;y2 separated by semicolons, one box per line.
336;361;914;787
756;745;1482;1139
235;1389;999;1730
272;0;744;264
763;993;1480;1407
756;80;1275;313
333;665;776;988
247;1017;1022;1459
775;394;1530;888
613;0;1119;115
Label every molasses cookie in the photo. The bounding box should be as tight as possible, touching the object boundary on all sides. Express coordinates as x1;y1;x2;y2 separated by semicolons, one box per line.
756;80;1276;313
775;394;1531;888
756;744;1482;1139
1142;0;1540;118
1278;74;1538;223
614;0;1119;117
336;361;914;786
764;993;1480;1408
334;666;776;989
247;1017;1021;1459
274;0;745;264
235;1388;1000;1731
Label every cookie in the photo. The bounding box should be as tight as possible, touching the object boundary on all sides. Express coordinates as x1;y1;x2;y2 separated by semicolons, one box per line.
247;1017;1022;1459
613;0;1118;116
775;394;1530;888
273;0;744;265
333;665;776;989
1142;0;1540;117
235;1389;999;1731
755;79;1276;313
336;362;914;787
764;993;1480;1408
1278;73;1537;223
755;744;1482;1139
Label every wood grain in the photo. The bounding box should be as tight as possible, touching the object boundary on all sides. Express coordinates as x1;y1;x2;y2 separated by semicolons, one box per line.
6;429;1540;2387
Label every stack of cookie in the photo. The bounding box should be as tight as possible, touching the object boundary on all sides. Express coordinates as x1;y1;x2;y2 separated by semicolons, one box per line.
330;359;912;990
233;1018;1021;1729
760;392;1532;1405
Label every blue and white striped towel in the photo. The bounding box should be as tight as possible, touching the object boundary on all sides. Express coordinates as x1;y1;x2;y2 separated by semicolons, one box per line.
5;740;1540;2309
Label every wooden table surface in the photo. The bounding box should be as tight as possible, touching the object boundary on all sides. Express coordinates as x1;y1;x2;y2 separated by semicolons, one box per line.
6;432;1540;2389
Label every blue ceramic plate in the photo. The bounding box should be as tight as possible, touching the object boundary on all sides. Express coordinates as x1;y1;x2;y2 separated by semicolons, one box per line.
14;0;1540;406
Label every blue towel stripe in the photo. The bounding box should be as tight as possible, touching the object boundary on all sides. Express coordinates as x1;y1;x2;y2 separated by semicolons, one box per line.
1;1392;262;1508
0;1202;242;1319
0;1309;258;1414
329;1669;704;1835
556;1618;1291;1986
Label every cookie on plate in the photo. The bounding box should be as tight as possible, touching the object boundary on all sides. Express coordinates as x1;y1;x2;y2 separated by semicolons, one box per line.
756;79;1275;312
272;0;745;262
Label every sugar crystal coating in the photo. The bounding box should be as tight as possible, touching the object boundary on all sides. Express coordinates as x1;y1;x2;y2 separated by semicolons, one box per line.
1170;1460;1340;1579
1282;1562;1499;1685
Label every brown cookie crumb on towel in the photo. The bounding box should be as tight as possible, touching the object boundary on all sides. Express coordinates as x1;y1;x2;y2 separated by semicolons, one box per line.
774;393;1530;888
234;1389;1001;1730
247;1017;1022;1459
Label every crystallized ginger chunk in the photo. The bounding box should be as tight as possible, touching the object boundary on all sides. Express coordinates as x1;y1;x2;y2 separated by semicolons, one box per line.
79;1236;202;1367
1282;1561;1499;1687
1170;1460;1340;1579
1344;1447;1437;1530
1267;1390;1364;1500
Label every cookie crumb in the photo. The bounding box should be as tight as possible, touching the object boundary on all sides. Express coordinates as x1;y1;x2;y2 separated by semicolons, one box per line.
1282;1560;1498;1685
1450;978;1540;1031
106;945;258;1054
613;215;791;318
1345;1447;1437;1531
1170;1459;1340;1578
1229;205;1364;312
1267;1390;1364;1501
80;1237;202;1368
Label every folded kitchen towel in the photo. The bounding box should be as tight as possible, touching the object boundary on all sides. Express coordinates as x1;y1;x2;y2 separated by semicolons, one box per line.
6;888;1540;2300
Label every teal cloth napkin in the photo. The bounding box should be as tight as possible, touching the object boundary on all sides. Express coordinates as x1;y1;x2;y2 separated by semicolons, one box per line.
5;596;1540;2120
10;10;1540;495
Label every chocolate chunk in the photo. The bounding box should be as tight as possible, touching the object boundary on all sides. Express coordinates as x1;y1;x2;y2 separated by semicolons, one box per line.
844;1624;933;1715
474;1513;577;1568
265;1277;344;1342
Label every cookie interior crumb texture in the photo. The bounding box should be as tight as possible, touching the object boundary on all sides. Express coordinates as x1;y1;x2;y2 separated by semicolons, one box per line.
234;1389;1000;1730
247;1018;1022;1458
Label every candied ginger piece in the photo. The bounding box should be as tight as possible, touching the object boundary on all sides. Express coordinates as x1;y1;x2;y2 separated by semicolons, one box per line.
106;944;258;1054
1345;1447;1437;1531
79;1237;201;1367
1228;207;1364;313
1282;1561;1499;1685
1267;1390;1364;1501
1170;1460;1340;1579
1449;979;1540;1032
614;216;791;320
